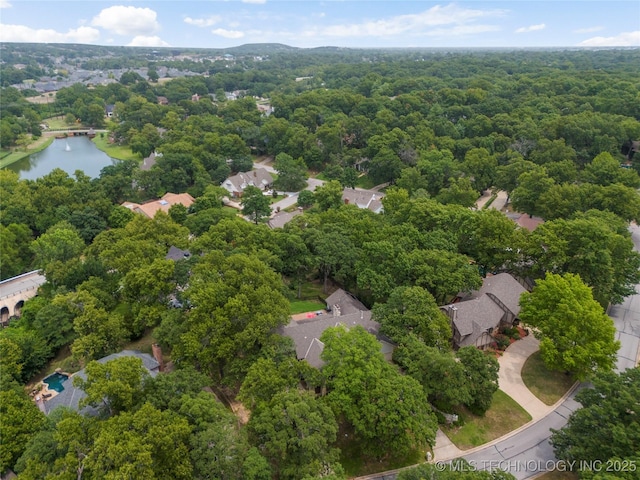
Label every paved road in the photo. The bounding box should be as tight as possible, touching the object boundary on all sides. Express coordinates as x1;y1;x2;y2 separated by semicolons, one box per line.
254;159;326;213
356;224;640;480
0;270;46;300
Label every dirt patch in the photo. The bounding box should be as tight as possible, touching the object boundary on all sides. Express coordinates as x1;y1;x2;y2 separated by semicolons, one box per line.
25;92;57;104
229;400;251;425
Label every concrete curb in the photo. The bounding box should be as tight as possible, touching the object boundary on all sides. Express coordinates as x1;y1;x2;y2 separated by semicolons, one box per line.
435;380;581;463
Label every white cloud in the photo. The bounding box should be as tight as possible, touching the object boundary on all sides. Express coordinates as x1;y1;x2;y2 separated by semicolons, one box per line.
0;1;12;8
127;35;169;47
317;3;506;38
0;24;100;43
242;0;267;4
212;28;245;39
578;30;640;46
515;24;546;33
91;6;159;36
184;15;221;27
573;26;604;34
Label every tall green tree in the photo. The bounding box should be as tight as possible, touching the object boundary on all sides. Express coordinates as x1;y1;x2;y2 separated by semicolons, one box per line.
321;326;438;458
525;215;640;305
241;185;271;224
175;252;290;382
248;390;342;479
87;403;193;479
551;368;640;478
273;152;308;192
457;346;500;415
372;286;451;348
74;356;149;416
0;381;46;473
519;273;619;380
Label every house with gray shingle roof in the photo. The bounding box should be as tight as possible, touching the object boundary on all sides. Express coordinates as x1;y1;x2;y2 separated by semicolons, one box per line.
42;351;159;415
278;288;394;368
222;168;273;198
268;209;302;229
442;273;527;349
341;188;384;213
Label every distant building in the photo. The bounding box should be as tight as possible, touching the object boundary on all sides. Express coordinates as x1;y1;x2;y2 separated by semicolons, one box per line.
157;96;169;105
222;168;273;198
122;192;195;218
105;104;115;117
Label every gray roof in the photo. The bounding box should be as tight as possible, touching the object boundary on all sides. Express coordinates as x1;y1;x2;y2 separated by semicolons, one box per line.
165;245;191;261
278;309;392;368
140;152;161;171
268;209;302;229
325;288;368;316
341;188;384;213
466;273;526;317
43;351;159;415
448;296;505;347
446;273;527;348
222;168;273;194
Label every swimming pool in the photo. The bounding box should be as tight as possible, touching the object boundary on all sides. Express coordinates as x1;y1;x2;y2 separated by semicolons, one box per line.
43;372;69;393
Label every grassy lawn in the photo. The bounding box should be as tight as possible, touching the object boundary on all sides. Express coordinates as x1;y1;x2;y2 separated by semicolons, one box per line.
287;279;328;314
521;351;576;405
92;134;141;161
443;390;532;450
355;174;376;189
290;299;325;315
336;423;426;477
44;116;78;130
0;136;53;168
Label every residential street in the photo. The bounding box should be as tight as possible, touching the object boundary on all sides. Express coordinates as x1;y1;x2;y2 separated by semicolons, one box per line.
356;223;640;479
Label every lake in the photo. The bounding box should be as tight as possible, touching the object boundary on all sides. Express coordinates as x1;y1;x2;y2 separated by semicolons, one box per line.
8;136;118;180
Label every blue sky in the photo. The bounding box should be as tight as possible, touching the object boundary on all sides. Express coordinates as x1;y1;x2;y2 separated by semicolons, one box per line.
1;1;638;49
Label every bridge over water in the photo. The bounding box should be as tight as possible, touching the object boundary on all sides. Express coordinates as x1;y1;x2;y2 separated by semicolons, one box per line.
0;270;46;326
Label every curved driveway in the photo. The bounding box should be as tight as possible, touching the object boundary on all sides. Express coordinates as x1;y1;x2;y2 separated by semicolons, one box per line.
355;224;640;480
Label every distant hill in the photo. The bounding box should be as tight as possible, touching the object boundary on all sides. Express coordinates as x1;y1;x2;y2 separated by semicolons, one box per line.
223;43;302;55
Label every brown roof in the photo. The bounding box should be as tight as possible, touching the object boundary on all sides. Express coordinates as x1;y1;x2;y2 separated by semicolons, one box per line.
507;212;544;232
122;192;195;219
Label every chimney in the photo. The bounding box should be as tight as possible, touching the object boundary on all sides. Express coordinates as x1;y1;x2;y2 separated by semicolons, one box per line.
151;343;165;372
253;170;257;177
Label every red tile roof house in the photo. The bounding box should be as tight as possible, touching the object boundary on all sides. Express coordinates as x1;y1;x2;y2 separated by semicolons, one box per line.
222;168;273;198
278;288;394;368
122;192;195;218
441;273;527;349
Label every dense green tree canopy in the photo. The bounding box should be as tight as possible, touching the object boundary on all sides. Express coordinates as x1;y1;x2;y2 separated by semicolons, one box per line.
519;273;619;380
551;368;640;479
